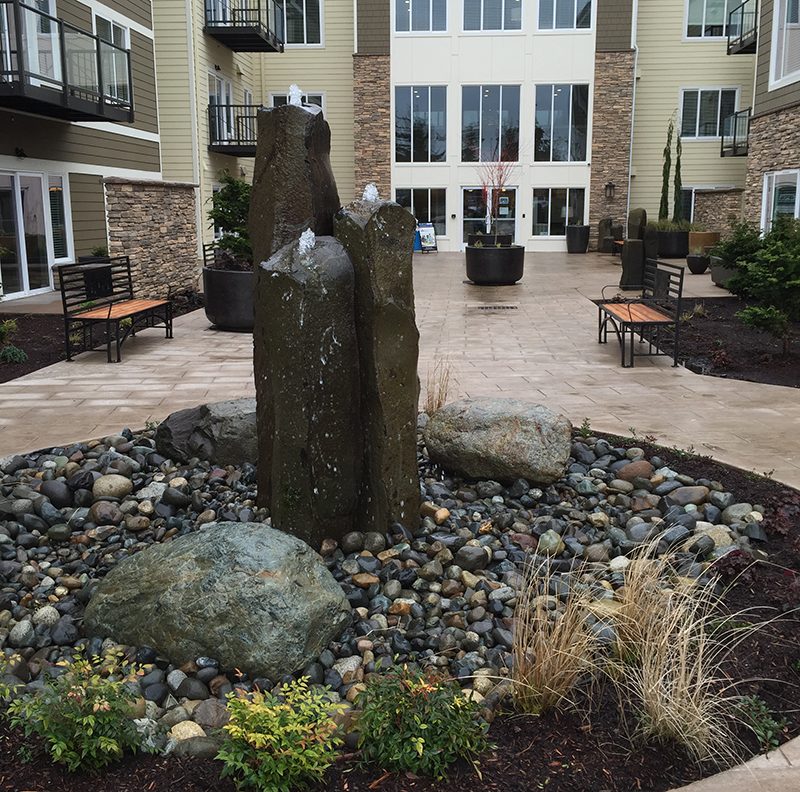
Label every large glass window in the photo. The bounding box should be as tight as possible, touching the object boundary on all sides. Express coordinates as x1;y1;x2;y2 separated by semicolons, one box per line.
396;0;446;31
271;92;324;110
680;88;737;137
396;188;447;235
283;0;321;44
773;0;800;84
534;84;588;162
686;0;738;38
96;15;129;103
461;85;520;162
395;86;446;163
532;187;584;235
463;0;521;31
763;171;800;230
538;0;591;29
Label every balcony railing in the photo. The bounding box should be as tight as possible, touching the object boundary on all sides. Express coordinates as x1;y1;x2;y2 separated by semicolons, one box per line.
728;0;757;55
204;0;283;52
208;103;261;156
0;0;133;122
721;108;750;157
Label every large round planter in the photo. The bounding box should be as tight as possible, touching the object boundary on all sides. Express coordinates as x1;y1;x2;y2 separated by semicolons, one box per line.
465;245;524;285
565;225;590;254
467;233;512;247
657;230;689;259
686;254;710;275
709;256;738;290
203;267;255;331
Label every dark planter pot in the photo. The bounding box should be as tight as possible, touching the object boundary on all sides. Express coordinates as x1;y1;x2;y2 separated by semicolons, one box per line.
465;245;524;285
657;230;689;259
77;255;111;263
203;266;254;331
565;225;590;254
686;254;710;275
467;233;512;247
709;256;738;289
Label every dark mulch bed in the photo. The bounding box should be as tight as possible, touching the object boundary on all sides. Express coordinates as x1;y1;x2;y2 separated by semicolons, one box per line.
665;295;800;389
0;293;204;384
1;438;798;792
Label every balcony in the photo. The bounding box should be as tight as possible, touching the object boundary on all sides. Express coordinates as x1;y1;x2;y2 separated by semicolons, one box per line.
204;0;284;52
721;108;750;157
0;0;133;122
728;0;757;55
208;103;260;156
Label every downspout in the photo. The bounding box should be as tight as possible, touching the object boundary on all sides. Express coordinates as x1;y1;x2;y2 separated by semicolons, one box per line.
626;0;639;233
185;0;203;261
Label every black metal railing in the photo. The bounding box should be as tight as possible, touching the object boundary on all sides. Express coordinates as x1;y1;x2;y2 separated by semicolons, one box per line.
208;103;260;154
721;108;750;157
0;0;133;122
728;0;757;54
204;0;284;52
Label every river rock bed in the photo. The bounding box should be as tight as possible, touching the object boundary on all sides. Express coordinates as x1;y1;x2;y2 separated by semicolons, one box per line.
0;421;770;757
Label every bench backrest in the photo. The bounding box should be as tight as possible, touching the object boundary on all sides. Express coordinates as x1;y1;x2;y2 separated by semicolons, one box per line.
56;257;134;317
642;258;684;319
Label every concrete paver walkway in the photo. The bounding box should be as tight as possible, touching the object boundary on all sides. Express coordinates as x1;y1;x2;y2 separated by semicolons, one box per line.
0;250;798;789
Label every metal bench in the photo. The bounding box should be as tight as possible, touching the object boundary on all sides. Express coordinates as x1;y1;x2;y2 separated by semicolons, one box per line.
56;256;173;363
597;258;684;368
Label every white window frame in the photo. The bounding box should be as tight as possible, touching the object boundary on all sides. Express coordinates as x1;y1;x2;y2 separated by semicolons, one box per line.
47;173;73;263
532;186;585;236
770;0;800;89
95;14;129;103
537;0;592;31
209;72;234;142
462;0;522;32
395;188;448;236
461;84;521;163
533;83;590;163
684;0;739;40
282;0;324;47
394;85;447;164
762;170;800;231
679;86;739;139
270;91;326;113
395;0;448;32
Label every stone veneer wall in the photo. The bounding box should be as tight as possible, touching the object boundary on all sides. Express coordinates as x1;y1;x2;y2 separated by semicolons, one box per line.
744;104;800;225
353;54;391;200
104;178;200;299
692;189;744;235
588;51;635;250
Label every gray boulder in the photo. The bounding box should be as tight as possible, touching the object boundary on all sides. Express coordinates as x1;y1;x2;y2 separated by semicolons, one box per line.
84;522;351;680
154;399;256;466
424;397;571;485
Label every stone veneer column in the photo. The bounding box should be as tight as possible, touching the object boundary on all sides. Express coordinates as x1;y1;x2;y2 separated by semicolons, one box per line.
353;54;391;200
744;105;800;225
693;189;744;234
104;178;200;299
588;51;635;250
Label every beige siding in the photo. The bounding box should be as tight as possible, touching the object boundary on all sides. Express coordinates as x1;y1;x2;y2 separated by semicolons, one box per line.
596;0;633;52
629;3;755;219
131;31;160;134
68;173;108;255
754;0;800;117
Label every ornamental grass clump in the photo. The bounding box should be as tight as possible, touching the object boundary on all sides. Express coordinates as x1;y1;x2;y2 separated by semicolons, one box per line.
217;678;344;792
356;664;490;779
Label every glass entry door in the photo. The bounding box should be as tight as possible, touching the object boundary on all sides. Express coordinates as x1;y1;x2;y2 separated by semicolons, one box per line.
462;187;516;246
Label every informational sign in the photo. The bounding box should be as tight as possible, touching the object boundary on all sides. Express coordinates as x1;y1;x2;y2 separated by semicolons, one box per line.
418;223;438;252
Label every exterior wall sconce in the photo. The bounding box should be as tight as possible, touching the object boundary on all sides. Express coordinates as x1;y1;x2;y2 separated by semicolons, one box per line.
605;181;615;199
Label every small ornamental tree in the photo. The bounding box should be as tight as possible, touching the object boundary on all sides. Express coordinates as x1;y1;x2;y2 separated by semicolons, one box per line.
207;171;252;265
672;130;683;225
473;155;520;236
659;116;674;222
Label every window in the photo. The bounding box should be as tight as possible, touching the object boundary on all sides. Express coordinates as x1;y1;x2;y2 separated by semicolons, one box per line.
48;175;69;260
96;15;129;103
395;86;446;162
396;0;446;31
463;0;521;31
283;0;321;44
271;92;324;110
763;171;800;230
209;73;234;141
772;0;800;85
680;88;737;137
686;0;738;38
534;84;588;162
396;188;447;235
532;187;584;235
538;0;591;29
462;85;520;162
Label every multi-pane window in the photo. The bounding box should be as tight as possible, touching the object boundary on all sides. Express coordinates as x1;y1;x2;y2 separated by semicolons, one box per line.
773;0;800;84
534;84;588;162
532;188;584;235
686;0;738;38
271;92;324;109
395;86;446;162
396;188;447;235
763;171;800;230
463;0;521;31
209;73;234;141
538;0;591;29
681;88;737;137
48;175;68;260
396;0;446;31
283;0;321;44
461;85;520;162
96;15;129;102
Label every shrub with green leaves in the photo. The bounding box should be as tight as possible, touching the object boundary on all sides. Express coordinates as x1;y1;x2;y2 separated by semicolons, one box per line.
734;694;788;754
0;344;27;363
6;652;147;772
217;678;343;792
356;664;490;779
207;171;252;263
0;318;18;346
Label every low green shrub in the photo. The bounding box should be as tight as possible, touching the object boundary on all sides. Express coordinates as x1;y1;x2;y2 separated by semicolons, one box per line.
0;318;18;346
356;664;490;779
6;652;147;771
734;694;788;753
0;344;27;363
217;678;343;792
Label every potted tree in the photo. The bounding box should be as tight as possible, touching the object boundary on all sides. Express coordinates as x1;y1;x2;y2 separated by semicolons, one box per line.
685;244;710;274
465;156;524;285
565;220;590;254
653;115;690;258
204;172;254;331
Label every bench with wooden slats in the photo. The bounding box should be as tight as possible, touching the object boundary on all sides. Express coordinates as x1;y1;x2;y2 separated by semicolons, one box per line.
597;258;684;368
56;257;173;363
